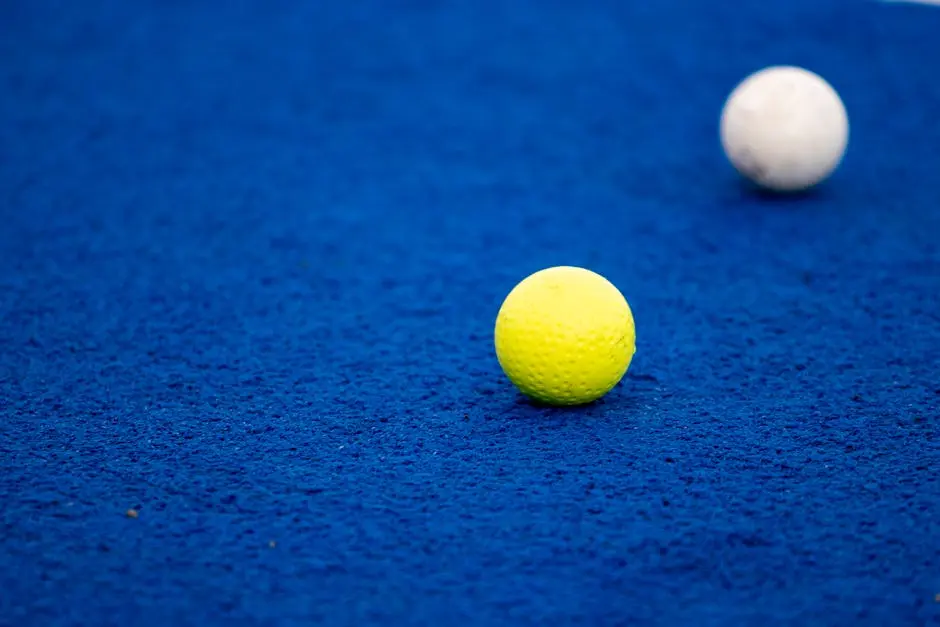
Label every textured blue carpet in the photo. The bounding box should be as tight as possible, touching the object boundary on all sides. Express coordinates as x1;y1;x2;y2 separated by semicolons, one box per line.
2;0;939;625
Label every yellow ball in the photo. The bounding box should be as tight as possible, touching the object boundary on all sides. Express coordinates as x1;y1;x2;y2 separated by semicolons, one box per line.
494;266;636;406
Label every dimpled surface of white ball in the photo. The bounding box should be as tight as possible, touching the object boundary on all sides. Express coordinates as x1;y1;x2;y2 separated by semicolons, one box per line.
720;65;849;193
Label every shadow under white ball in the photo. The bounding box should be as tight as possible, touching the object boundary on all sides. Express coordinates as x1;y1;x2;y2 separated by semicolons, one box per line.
720;65;849;193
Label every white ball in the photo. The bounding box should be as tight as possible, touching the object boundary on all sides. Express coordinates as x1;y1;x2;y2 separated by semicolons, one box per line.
719;65;849;193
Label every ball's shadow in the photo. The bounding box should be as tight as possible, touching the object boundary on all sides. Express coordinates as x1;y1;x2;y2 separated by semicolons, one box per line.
748;183;822;203
504;377;649;419
728;175;834;207
504;397;620;422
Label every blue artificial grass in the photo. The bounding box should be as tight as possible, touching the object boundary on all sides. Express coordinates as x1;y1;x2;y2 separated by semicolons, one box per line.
2;0;939;625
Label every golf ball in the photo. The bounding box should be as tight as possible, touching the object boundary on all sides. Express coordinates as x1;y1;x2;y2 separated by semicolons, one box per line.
494;266;636;406
720;65;849;192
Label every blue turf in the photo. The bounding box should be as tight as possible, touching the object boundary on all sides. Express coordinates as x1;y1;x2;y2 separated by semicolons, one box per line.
2;0;939;625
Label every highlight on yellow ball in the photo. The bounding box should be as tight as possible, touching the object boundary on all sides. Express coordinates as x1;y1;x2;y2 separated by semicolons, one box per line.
493;266;636;406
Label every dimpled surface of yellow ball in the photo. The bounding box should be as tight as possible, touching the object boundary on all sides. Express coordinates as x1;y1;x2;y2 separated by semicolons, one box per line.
494;266;636;406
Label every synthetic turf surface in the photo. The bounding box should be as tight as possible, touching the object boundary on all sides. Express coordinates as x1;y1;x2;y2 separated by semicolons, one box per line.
2;0;939;625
